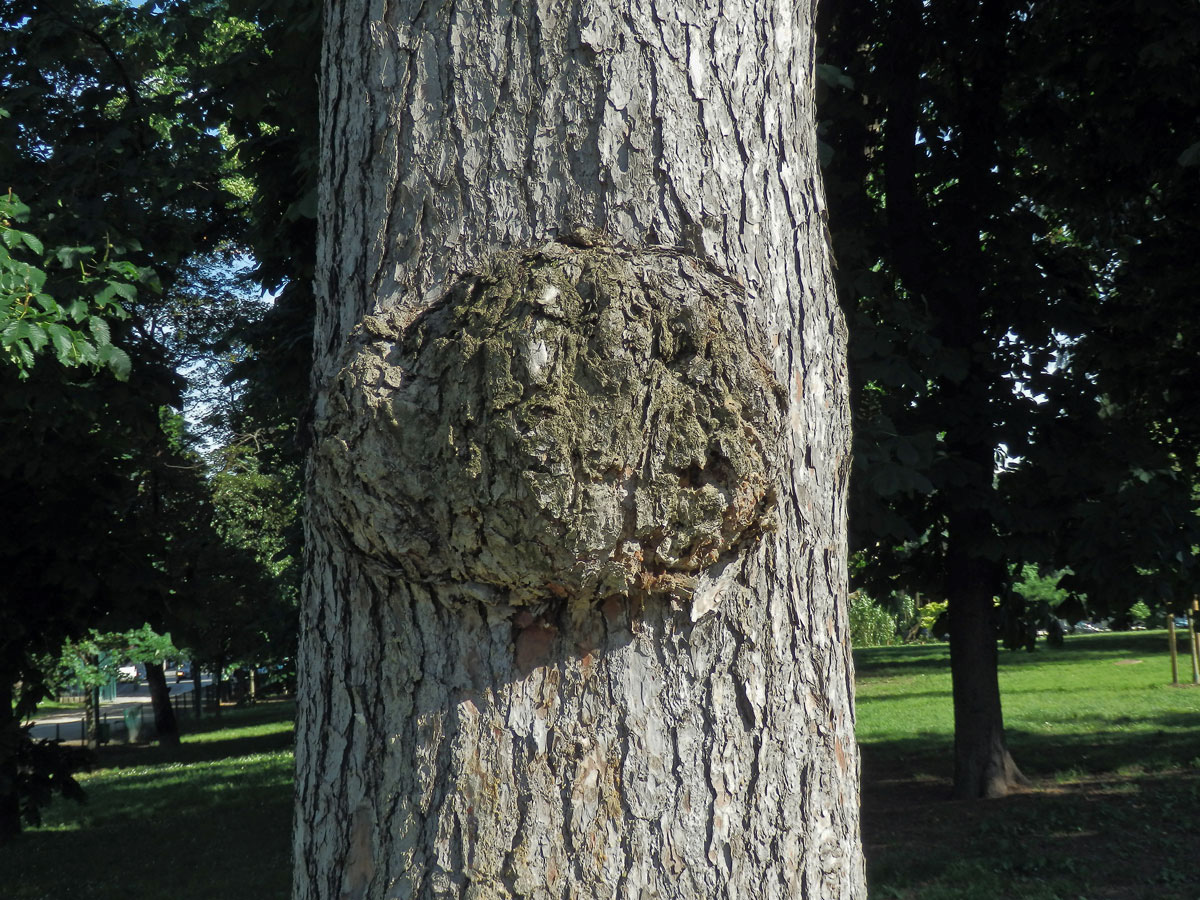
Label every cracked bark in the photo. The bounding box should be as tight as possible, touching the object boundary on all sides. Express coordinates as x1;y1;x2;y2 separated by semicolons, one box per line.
294;1;864;898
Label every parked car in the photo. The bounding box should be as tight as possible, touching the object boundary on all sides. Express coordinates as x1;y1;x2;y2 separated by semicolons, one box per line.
118;664;141;683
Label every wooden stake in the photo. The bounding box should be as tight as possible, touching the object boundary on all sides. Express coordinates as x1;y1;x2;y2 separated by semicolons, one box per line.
1191;600;1200;685
1168;613;1179;684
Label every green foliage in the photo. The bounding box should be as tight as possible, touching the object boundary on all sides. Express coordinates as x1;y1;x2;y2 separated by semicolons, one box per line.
849;593;899;648
175;439;300;673
57;626;178;692
209;443;300;586
0;189;141;380
914;600;948;637
1012;565;1070;609
1001;565;1074;651
820;0;1200;695
1128;601;1151;626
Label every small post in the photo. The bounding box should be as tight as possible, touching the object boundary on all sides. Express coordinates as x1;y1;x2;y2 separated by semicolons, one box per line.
1168;613;1179;684
1190;599;1200;685
193;665;202;719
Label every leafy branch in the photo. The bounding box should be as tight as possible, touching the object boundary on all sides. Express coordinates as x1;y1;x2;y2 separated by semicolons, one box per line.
0;185;153;381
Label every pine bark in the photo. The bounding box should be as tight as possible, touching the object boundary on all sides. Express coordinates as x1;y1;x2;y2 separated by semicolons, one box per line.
294;1;864;897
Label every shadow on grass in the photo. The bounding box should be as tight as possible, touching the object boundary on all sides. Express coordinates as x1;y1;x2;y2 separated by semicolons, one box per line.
100;728;294;770
0;785;293;900
862;750;1200;900
96;700;296;769
1005;721;1200;777
862;711;1200;786
854;645;951;679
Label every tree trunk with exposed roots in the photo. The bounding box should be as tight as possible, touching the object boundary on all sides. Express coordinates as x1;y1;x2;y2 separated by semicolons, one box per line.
293;1;864;897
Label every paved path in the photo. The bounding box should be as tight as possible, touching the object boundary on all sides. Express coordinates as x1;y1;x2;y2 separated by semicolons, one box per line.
26;678;209;744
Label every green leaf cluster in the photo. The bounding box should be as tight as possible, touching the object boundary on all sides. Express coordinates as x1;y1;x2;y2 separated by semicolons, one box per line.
56;626;179;693
1;189;140;380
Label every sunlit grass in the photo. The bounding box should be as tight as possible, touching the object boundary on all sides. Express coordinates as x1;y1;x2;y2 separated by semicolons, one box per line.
0;701;295;900
856;631;1200;900
856;630;1200;775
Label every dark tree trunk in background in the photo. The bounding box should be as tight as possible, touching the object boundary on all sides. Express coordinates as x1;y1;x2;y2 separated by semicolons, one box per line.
144;661;180;746
293;0;865;897
193;666;205;717
0;678;20;843
85;682;100;751
939;0;1025;800
946;509;1024;798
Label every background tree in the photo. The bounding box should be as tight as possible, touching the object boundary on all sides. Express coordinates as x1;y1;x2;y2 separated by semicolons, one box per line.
1004;0;1200;617
295;1;865;897
818;0;1200;798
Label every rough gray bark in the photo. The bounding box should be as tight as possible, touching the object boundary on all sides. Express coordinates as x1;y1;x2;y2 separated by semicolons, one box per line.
295;0;864;898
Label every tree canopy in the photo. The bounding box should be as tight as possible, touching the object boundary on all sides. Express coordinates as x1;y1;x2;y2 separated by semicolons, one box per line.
0;0;316;837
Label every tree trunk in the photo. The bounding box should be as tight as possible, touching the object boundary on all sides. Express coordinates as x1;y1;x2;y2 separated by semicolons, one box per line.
946;509;1024;798
294;1;864;898
194;665;206;717
85;683;100;751
144;660;180;747
942;0;1025;800
0;677;20;844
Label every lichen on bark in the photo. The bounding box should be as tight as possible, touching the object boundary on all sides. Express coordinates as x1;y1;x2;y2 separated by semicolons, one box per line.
314;236;784;610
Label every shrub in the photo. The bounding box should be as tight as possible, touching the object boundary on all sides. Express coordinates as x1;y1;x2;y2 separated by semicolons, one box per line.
849;593;899;647
1128;601;1151;626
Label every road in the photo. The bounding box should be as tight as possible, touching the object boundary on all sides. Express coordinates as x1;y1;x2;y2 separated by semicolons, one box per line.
26;675;214;743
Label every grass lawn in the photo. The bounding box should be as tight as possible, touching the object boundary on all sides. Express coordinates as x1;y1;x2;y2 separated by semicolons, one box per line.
3;634;1197;899
32;699;84;715
857;630;1200;900
0;700;295;900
